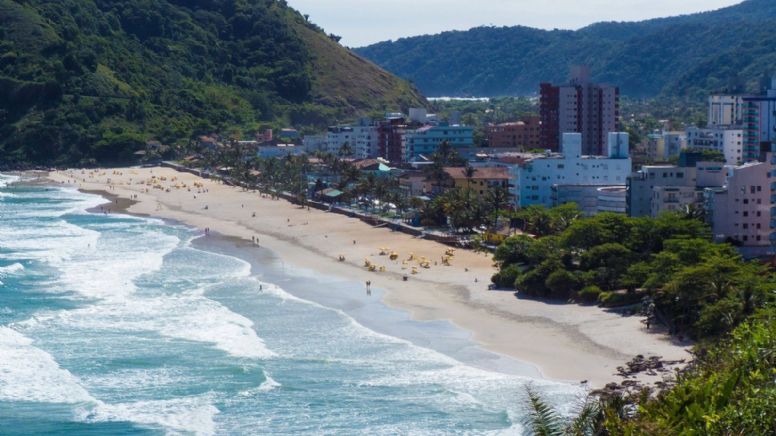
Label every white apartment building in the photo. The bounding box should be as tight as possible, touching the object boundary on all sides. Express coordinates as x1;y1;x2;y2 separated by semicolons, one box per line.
686;127;744;165
302;134;326;153
516;132;631;208
352;119;379;159
325;126;354;155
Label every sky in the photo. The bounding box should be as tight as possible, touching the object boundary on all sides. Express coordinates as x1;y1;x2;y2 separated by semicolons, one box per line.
286;0;744;47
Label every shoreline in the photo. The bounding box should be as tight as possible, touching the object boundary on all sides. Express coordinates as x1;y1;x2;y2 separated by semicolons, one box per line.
44;167;691;388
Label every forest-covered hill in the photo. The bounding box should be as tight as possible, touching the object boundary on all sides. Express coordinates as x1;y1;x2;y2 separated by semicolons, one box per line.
355;0;776;98
0;0;424;165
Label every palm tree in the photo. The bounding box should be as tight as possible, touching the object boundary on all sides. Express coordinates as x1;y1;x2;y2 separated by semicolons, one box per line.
485;185;510;227
523;387;602;436
338;142;354;158
464;165;477;191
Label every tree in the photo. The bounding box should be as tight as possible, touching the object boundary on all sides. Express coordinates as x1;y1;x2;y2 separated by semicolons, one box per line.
579;243;635;291
338;141;353;157
484;185;511;225
523;387;602;436
464;164;477;190
494;234;535;266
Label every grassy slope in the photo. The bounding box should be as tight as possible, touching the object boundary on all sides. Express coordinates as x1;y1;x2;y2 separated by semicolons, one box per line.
297;21;425;115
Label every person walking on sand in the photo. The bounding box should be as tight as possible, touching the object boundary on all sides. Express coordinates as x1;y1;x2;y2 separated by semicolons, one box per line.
366;280;372;296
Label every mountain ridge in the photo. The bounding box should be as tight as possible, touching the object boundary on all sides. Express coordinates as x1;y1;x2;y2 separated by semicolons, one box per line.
355;0;776;98
0;0;424;165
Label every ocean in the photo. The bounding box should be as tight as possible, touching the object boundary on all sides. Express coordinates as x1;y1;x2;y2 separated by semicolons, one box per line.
0;173;582;435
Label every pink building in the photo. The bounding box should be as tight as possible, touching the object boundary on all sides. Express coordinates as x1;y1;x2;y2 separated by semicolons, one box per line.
707;150;776;256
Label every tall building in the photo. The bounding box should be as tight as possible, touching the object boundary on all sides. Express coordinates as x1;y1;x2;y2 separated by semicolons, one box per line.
708;95;745;127
705;144;776;257
743;78;776;161
539;66;619;155
378;116;406;164
486;116;541;149
352;118;379;159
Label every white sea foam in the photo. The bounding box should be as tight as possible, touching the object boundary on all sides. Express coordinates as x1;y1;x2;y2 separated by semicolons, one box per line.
0;327;94;404
0;326;222;434
0;173;20;188
77;395;220;436
0;262;25;276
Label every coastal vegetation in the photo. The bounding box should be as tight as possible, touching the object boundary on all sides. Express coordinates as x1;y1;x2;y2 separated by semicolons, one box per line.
522;305;775;434
493;205;774;340
495;204;776;435
0;0;423;167
356;0;776;98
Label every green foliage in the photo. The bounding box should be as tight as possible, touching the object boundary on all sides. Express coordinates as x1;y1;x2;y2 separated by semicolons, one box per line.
523;387;602;436
356;0;776;99
578;285;603;304
491;264;521;289
0;0;423;166
608;306;776;434
492;205;774;339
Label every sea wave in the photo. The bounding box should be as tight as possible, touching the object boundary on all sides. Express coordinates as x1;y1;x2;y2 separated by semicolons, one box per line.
0;326;94;404
0;173;20;188
0;262;24;277
76;395;220;436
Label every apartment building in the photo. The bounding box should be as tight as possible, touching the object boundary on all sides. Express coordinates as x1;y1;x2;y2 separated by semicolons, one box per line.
686;127;744;165
539;66;619;155
706;152;775;256
402;124;474;161
486;116;541;149
516;132;631;208
626;157;727;217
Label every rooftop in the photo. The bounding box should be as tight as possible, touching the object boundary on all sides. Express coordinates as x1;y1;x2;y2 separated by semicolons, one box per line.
443;167;510;180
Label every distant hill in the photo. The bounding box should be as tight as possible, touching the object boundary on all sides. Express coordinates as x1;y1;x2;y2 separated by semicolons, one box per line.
355;0;776;98
0;0;424;165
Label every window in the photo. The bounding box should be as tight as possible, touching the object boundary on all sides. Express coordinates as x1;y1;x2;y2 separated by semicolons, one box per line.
743;223;749;229
744;211;749;217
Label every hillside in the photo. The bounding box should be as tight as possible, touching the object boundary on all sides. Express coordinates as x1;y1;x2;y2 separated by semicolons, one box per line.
0;0;424;165
355;0;776;98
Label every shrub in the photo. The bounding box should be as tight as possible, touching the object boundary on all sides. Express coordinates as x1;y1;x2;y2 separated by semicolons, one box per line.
545;269;581;300
577;285;602;303
598;291;642;308
491;264;520;289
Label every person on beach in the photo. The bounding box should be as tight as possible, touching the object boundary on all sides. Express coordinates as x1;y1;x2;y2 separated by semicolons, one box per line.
366;280;372;296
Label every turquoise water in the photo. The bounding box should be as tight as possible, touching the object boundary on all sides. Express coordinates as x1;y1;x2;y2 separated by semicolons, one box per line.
0;174;581;435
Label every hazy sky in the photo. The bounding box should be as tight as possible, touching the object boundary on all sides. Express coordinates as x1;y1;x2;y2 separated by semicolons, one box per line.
286;0;743;47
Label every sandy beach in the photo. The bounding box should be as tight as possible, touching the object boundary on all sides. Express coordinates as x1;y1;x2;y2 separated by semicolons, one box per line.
47;167;690;388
